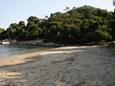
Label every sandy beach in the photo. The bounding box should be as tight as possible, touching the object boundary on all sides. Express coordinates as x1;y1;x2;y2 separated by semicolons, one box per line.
0;46;115;86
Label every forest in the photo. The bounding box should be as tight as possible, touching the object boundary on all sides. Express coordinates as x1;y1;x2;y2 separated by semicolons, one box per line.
0;5;115;44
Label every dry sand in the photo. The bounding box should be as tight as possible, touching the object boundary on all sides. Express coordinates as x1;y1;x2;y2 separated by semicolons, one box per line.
0;46;115;86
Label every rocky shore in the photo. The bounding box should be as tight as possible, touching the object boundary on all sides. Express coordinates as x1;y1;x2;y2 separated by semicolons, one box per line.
17;40;61;47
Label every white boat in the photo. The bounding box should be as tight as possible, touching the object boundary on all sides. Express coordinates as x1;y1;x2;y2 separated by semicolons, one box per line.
1;39;11;45
2;41;10;44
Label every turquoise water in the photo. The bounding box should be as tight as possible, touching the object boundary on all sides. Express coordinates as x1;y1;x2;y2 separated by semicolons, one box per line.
0;44;49;58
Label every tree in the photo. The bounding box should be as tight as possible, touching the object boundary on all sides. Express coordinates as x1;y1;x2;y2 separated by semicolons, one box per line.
25;17;42;40
0;28;5;40
16;21;26;40
64;7;70;12
27;16;40;24
0;5;114;44
6;23;18;39
0;28;4;33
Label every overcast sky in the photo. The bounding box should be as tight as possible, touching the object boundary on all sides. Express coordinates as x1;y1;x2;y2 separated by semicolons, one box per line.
0;0;113;28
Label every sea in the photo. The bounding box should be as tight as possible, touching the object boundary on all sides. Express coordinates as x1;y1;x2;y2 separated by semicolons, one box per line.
0;44;49;58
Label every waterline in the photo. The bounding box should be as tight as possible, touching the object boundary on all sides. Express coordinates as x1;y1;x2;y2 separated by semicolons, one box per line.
0;44;49;58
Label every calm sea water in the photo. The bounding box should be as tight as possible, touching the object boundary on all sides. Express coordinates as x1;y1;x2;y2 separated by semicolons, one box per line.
0;44;49;58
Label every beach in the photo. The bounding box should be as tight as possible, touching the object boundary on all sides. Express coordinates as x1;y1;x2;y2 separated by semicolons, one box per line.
0;46;115;86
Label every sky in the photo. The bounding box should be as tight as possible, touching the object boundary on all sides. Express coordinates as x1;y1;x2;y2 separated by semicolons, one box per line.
0;0;114;29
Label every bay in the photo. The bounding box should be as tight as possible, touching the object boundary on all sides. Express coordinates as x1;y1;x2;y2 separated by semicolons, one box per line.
0;44;49;58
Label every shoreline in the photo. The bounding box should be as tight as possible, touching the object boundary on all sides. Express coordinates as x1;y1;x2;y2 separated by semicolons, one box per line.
0;46;99;66
0;47;52;66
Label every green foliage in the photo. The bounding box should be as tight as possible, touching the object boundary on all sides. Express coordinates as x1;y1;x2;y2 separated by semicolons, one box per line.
0;5;114;44
0;28;5;40
0;28;4;33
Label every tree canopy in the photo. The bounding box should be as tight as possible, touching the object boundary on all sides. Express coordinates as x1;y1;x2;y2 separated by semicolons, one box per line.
0;5;115;44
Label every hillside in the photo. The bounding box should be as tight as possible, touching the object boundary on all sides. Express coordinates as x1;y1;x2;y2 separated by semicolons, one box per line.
0;5;115;44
